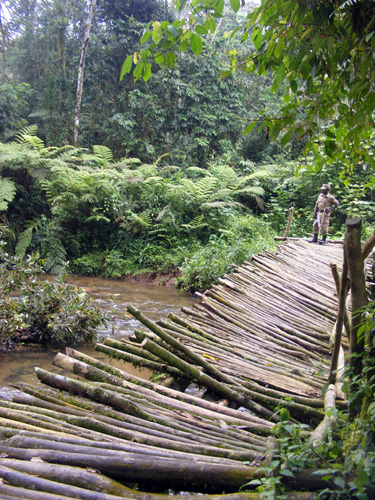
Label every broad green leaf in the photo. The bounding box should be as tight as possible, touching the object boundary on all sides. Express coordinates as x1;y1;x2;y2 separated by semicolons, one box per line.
243;121;257;134
165;52;177;68
119;55;133;81
275;63;285;88
230;0;240;13
212;0;225;16
205;16;216;34
180;38;189;52
195;25;208;35
280;408;290;422
252;28;262;51
154;52;164;65
152;29;163;43
274;36;285;59
140;31;151;44
167;25;179;38
190;33;203;56
143;63;152;82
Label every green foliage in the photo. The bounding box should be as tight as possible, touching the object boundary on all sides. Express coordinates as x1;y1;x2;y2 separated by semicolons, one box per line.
178;215;277;292
0;237;106;349
0;83;33;141
68;252;105;276
123;0;375;183
0;177;17;211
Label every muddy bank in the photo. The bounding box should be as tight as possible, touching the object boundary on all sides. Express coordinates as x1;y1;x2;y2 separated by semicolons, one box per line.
122;270;182;287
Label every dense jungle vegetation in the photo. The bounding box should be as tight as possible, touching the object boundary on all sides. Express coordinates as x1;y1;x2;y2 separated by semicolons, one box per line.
1;0;375;497
1;0;375;295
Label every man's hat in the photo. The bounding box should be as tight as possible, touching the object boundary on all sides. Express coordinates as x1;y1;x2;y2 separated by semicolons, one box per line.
321;184;330;190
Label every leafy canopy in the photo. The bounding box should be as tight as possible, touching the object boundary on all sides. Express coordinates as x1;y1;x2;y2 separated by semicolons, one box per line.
121;0;375;179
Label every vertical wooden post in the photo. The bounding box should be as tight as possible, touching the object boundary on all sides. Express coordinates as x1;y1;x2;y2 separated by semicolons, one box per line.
345;217;368;415
283;206;295;239
328;254;349;385
345;218;368;367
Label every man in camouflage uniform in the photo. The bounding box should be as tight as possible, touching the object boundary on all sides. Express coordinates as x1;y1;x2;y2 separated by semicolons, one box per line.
310;184;339;244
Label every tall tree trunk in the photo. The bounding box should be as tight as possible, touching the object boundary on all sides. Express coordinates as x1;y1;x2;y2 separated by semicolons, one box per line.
0;2;7;84
73;0;97;145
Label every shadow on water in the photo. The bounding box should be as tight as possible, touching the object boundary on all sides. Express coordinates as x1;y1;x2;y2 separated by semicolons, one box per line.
0;276;196;393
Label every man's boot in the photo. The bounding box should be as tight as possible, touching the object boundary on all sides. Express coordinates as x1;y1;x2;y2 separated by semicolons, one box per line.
309;234;318;243
319;235;327;245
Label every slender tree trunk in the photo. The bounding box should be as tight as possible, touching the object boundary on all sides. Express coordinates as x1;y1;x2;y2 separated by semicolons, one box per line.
73;0;97;145
0;2;7;84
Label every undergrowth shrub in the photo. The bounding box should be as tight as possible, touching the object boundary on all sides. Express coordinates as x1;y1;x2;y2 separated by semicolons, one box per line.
178;215;277;292
0;239;106;349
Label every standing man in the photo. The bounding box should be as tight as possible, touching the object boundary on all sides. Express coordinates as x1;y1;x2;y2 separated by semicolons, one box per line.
311;184;339;244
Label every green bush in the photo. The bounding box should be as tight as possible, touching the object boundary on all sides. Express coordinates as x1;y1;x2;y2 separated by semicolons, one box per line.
0;241;106;349
69;252;105;276
178;216;277;292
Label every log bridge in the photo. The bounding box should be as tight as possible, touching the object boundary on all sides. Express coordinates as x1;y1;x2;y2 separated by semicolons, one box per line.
0;233;373;499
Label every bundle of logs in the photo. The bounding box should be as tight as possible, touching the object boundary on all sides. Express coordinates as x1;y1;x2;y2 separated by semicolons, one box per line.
0;218;373;499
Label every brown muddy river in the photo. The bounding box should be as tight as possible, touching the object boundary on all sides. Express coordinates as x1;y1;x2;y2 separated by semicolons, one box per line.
0;276;196;392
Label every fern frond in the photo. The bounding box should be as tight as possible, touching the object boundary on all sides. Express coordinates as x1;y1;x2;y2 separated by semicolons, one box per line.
159;166;180;178
181;214;208;231
0;177;17;211
85;215;111;223
208;164;237;186
143;176;164;185
121;211;152;234
155;205;171;222
15;226;35;257
185;166;210;178
238;170;273;186
195;176;219;201
235;186;266;197
201;201;246;210
16;131;46;153
15;125;38;142
212;188;236;200
138;164;158;178
92;145;114;165
113;158;142;170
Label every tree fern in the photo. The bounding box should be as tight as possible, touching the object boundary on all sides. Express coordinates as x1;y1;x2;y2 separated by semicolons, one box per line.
0;177;17;211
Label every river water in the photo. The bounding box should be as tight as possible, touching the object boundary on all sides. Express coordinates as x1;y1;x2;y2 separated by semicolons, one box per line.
0;276;196;391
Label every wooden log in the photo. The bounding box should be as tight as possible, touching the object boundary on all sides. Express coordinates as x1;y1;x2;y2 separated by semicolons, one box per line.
94;342;182;377
0;447;264;492
0;462;132;499
53;353;271;440
23;359;273;431
362;229;375;260
139;337;278;422
310;385;337;447
127;306;243;388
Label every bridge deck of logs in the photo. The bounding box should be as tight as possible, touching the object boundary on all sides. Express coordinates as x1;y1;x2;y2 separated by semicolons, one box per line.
0;240;361;499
